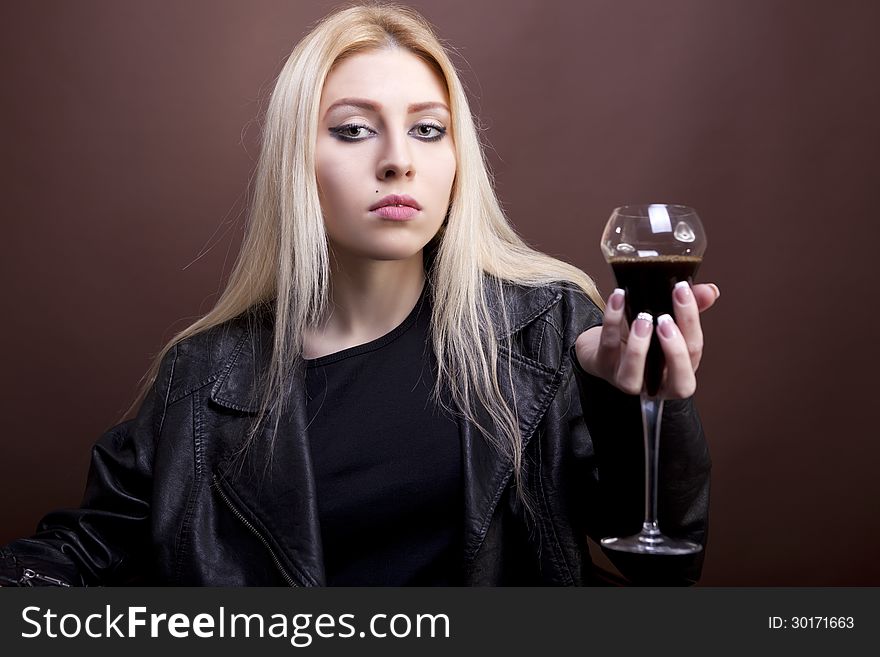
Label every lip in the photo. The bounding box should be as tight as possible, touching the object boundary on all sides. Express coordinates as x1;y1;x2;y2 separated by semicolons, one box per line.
372;205;419;221
369;194;422;211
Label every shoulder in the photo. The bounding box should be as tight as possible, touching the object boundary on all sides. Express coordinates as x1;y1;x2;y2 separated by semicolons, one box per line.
556;282;605;335
162;308;269;406
491;279;604;369
492;278;604;339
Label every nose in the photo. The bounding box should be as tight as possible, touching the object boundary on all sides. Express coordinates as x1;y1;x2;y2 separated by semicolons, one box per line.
376;130;414;181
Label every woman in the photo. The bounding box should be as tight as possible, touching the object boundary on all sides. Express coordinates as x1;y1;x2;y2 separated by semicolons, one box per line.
0;1;719;586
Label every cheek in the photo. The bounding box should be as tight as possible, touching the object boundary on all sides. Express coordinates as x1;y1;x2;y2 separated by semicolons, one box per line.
315;144;362;209
316;162;344;207
429;150;457;197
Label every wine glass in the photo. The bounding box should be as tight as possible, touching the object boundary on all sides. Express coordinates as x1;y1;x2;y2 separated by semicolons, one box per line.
598;203;706;555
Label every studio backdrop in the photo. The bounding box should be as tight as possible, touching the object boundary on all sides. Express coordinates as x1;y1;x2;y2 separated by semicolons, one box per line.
1;0;877;585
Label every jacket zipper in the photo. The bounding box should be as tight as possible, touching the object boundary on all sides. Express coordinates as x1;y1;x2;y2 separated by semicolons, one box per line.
19;568;71;587
211;475;299;586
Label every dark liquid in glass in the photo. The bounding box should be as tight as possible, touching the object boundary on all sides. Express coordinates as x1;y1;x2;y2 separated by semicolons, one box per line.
609;255;702;397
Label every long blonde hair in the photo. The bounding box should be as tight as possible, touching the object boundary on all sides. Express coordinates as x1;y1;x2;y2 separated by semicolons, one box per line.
123;1;603;525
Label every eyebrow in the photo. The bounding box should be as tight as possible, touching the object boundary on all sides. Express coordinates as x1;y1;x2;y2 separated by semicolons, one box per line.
324;97;450;118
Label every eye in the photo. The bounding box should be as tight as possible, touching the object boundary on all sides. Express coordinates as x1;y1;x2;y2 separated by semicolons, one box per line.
328;122;448;143
329;123;375;142
411;122;447;142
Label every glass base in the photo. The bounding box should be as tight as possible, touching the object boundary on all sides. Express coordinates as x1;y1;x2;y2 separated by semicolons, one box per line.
600;523;702;555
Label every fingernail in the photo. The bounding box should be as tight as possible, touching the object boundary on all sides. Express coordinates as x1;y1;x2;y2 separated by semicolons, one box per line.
634;312;653;337
610;288;624;311
657;314;678;339
673;280;692;305
709;283;721;299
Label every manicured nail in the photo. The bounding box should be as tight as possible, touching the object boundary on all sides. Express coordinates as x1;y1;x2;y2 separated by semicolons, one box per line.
709;283;721;299
634;312;653;337
657;314;678;339
673;280;692;305
610;288;625;311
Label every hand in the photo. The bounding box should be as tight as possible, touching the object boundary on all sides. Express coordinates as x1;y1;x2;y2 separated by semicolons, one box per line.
574;282;720;399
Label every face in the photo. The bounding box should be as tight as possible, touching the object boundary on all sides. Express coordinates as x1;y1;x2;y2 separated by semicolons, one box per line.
315;48;456;262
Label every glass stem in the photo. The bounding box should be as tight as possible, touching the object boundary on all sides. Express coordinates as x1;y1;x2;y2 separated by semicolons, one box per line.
640;391;664;534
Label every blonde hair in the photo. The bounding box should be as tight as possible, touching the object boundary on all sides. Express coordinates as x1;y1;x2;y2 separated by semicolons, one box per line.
123;1;603;527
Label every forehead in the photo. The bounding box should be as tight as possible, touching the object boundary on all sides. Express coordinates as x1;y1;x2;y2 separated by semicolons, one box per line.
320;48;449;110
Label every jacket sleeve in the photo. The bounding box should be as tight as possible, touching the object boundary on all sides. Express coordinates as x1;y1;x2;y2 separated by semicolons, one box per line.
564;292;712;586
0;345;177;586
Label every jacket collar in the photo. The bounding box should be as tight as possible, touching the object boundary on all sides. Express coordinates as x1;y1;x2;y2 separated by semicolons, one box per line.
209;280;562;414
209;279;565;585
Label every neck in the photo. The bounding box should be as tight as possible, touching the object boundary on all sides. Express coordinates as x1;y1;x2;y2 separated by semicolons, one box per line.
314;247;426;342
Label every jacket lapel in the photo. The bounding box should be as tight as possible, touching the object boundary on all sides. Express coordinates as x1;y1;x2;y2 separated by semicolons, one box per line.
209;316;326;586
460;283;565;573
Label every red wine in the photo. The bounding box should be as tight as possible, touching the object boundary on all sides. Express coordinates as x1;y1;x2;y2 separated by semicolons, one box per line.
609;255;702;397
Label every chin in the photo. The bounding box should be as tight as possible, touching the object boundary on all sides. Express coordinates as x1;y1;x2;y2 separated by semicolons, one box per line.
330;242;421;262
344;232;433;260
366;246;426;262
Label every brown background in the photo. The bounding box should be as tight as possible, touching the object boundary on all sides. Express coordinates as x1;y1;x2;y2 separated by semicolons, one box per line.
2;0;878;585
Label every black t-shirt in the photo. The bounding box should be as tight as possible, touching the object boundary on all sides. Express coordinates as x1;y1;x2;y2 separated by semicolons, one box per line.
304;284;464;585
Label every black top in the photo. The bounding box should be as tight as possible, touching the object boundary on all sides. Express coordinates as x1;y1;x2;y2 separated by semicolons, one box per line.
303;284;464;585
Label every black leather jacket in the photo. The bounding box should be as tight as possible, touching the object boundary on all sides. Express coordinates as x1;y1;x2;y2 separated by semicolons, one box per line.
0;281;711;586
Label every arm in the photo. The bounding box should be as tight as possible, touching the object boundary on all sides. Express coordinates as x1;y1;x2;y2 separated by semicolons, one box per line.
0;345;177;586
569;344;711;585
563;282;718;585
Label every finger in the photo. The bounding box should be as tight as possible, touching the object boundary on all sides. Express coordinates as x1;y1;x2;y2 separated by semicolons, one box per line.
598;288;626;347
614;312;653;395
656;314;697;398
595;288;627;376
672;281;704;371
692;283;720;313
